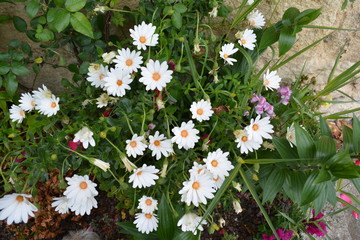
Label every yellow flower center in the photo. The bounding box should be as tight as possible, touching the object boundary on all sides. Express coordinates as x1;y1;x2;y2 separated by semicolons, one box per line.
252;124;259;131
51;102;57;108
241;39;246;45
264;79;270;86
145;213;152;219
31;100;35;107
117;80;123;86
145;199;152;206
154;140;161;146
139;36;147;43
223;54;228;59
80;181;88;189
130;141;137;148
126;59;133;66
192;181;200;190
152;73;161;81
16;195;24;203
19;110;25;117
181;130;188;138
196;109;204;115
137;171;142;176
99;74;104;80
250;20;255;25
241;136;248;142
211;160;218;167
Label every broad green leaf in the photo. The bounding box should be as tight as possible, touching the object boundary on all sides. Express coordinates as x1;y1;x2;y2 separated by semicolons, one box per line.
65;0;86;12
313;186;327;214
0;62;10;74
173;3;187;13
279;27;296;56
158;194;175;240
315;136;336;163
26;0;40;18
70;12;94;38
11;52;24;61
300;171;326;206
35;28;54;42
283;171;307;204
173;231;199;240
353;114;360;153
272;136;298;159
295;9;321;25
4;73;18;97
0;14;11;24
54;0;64;7
258;26;280;51
326;150;352;166
217;5;232;17
282;7;300;21
295;124;315;160
171;11;182;29
319;116;332;137
117;222;158;240
21;42;31;55
8;39;21;49
314;168;331;184
116;98;132;114
262;168;286;203
351;178;360;194
13;16;27;32
47;9;70;33
342;126;354;152
330;164;360;178
0;53;11;61
11;62;30;76
326;181;337;206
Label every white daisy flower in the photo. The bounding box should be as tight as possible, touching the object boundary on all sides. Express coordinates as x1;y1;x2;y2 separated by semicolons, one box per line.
129;164;159;188
148;131;173;160
73;126;96;149
263;69;281;91
189;162;210;176
235;130;261;154
86;64;108;89
139;59;173;91
177;212;206;235
247;0;254;4
0;193;38;225
96;93;109;108
19;92;35;112
113;48;143;73
286;123;297;147
213;176;225;190
51;197;69;214
125;134;147;158
190;99;214;122
238;29;257;50
245;115;274;144
32;84;52;101
103;68;132;97
130;21;159;50
203;149;234;179
102;51;116;64
171;120;200;150
9;105;26;123
138;196;158;213
179;173;216;207
247;10;265;29
219;43;238;65
35;95;60;117
64;175;98;216
134;212;159;234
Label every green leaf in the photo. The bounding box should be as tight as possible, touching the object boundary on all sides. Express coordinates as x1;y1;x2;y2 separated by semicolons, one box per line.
173;3;187;13
0;14;12;24
0;62;10;75
217;5;232;18
11;62;30;76
259;26;280;51
26;0;40;18
319;116;332;137
343;126;354;152
117;222;158;240
21;42;31;55
295;9;321;25
70;12;94;38
158;194;175;240
313;186;327;214
314;168;331;184
262;168;286;203
0;53;11;61
272;136;298;159
54;0;64;7
4;73;18;97
351;178;360;194
326;150;352;166
315;136;336;163
65;0;87;12
282;7;300;21
171;11;182;29
173;231;199;240
300;171;326;206
11;52;24;61
279;27;296;56
330;164;360;178
326;181;337;206
47;9;71;33
353;114;360;153
295;124;315;160
8;39;21;49
35;27;54;42
13;16;27;32
283;171;307;204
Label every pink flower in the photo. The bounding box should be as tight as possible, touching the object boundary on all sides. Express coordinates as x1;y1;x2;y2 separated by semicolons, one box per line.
15;151;27;163
340;193;359;220
262;234;275;240
262;228;293;240
277;86;292;105
250;94;275;117
305;210;327;237
68;140;82;151
168;60;176;71
352;211;359;219
355;160;360;166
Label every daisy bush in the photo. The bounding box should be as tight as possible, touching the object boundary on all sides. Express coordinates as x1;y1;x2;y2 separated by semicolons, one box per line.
1;0;360;239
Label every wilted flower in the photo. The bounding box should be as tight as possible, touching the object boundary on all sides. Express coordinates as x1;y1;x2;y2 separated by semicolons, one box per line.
73;126;95;149
177;212;206;235
286;123;296;147
233;200;243;214
102;51;116;64
94;5;107;13
208;6;218;18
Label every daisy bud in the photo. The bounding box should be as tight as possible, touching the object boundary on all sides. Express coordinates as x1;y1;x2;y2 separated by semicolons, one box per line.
120;152;137;172
233;200;243;214
102;51;116;64
88;63;101;74
99;131;107;139
219;218;226;228
156;98;165;110
160;159;168;178
90;158;110;172
232;182;242;192
94;5;107;13
252;173;259;181
208;6;218;18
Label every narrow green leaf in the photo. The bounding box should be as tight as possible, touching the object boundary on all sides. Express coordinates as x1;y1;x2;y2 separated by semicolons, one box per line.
272;136;299;159
353;114;360;153
158;194;175;240
279;27;296;56
13;16;27;32
337;197;360;215
173;231;199;240
65;0;86;12
26;0;40;18
325;107;360;119
295;124;315;160
117;222;158;240
319;116;332;137
294;9;321;25
315;136;336;163
262;168;286;203
70;12;94;38
4;73;18;97
351;178;360;194
300;171;326;206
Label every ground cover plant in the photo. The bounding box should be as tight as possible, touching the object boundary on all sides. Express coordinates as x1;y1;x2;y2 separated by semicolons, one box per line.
0;0;360;239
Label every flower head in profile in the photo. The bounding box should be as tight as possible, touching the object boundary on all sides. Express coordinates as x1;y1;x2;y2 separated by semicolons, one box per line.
51;197;69;214
247;10;265;29
190;99;214;122
219;43;239;65
235;130;262;154
130;21;159;50
86;64;108;89
125;134;147;158
103;68;132;97
90;158;110;172
148;131;173;160
171;120;200;150
96;93;109;108
212;176;225;190
102;51;116;64
263;69;281;91
237;29;257;50
73;126;95;149
189;162;211;177
177;212;206;235
138;196;158;213
286;123;296;147
129;164;159;188
134;212;158;234
113;48;143;73
9;105;26;123
339;193;359;219
19;92;35;112
139;60;173;91
35;95;60;117
0;193;38;225
245;115;274;144
179;173;216;206
203;149;234;179
32;84;52;101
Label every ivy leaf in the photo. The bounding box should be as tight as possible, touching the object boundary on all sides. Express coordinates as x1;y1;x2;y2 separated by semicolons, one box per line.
4;73;18;97
26;0;40;18
65;0;87;12
70;12;94;38
13;16;27;32
11;62;30;76
0;62;10;74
